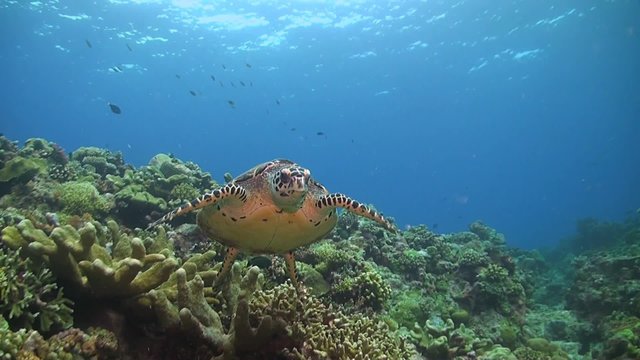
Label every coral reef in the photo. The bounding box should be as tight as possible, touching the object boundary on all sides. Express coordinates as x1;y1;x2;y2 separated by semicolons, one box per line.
0;246;73;332
1;134;639;359
2;219;178;298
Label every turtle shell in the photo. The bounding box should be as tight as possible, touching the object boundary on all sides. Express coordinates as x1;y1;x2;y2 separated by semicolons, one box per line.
196;159;337;254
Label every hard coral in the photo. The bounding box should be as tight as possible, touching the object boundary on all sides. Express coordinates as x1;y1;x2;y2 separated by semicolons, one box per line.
0;247;73;332
57;181;113;216
251;283;415;359
2;325;119;360
332;263;391;310
1;219;177;298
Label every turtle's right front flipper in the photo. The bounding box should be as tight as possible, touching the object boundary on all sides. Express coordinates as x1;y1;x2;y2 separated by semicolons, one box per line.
146;183;248;229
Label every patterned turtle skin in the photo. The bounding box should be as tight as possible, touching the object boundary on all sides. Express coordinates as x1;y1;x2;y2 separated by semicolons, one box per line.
148;159;396;288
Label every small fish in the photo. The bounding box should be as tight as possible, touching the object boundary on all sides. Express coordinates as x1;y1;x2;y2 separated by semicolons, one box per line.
316;131;325;136
210;75;216;81
230;81;236;88
108;102;121;114
227;100;235;108
245;63;252;68
111;66;123;73
432;223;439;230
239;81;245;87
189;90;197;96
276;100;280;105
126;43;132;51
249;81;253;87
175;74;181;79
85;39;92;48
222;64;226;69
290;127;296;131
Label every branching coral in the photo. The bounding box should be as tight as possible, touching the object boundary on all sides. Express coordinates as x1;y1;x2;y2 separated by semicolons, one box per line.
251;283;415;359
0;247;73;332
147;264;288;360
0;316;119;360
1;219;178;298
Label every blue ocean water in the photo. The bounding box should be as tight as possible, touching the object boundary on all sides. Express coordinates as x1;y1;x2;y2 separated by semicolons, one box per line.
1;0;638;249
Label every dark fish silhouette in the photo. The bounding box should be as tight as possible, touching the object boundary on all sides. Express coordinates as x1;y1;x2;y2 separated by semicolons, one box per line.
108;103;121;114
245;63;252;68
85;39;92;48
126;43;132;51
111;66;123;73
316;132;325;136
230;81;236;88
290;127;296;131
276;100;280;105
222;64;226;69
239;81;245;86
210;75;216;81
219;81;224;87
250;81;253;87
175;74;181;79
189;90;197;96
227;100;235;108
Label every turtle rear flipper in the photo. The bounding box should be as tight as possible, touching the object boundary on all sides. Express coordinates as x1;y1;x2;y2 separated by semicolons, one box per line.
315;193;396;233
146;183;248;229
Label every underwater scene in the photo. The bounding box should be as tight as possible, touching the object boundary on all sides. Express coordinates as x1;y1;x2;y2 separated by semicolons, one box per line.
1;0;639;359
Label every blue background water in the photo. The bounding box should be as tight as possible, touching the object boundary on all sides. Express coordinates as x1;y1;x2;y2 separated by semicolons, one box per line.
1;0;638;248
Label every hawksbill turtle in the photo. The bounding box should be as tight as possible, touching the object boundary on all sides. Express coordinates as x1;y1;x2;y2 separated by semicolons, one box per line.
148;159;396;288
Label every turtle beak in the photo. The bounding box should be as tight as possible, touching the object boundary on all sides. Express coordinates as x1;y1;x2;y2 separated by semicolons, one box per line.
279;168;309;193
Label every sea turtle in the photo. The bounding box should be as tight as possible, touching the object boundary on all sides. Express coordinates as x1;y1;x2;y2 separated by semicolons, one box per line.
148;159;396;288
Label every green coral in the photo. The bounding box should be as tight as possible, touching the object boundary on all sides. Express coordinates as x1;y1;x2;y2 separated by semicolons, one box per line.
600;313;640;359
332;263;391;310
148;265;286;359
0;325;119;360
71;146;124;178
408;313;457;357
57;181;113;216
1;219;177;298
389;248;427;278
389;290;430;329
0;247;73;332
0;156;46;183
0;315;29;359
475;263;525;314
169;182;201;203
309;241;355;275
482;345;517;360
251;282;415;359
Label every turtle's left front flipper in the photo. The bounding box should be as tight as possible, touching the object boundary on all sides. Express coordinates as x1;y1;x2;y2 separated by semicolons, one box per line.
315;193;397;233
146;183;248;229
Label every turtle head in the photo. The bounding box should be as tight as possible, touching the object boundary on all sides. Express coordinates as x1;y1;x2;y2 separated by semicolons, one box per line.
270;166;311;211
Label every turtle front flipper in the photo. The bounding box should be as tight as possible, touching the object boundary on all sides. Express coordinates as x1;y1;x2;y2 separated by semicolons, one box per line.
315;193;397;233
146;183;248;229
